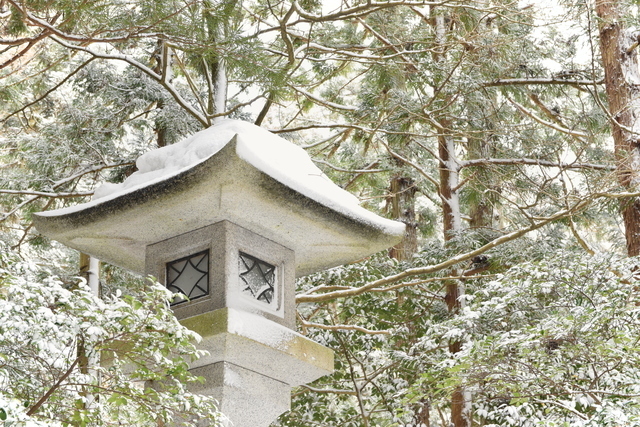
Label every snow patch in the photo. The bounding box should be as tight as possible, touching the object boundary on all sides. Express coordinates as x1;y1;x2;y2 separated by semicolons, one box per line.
227;309;289;349
89;119;404;235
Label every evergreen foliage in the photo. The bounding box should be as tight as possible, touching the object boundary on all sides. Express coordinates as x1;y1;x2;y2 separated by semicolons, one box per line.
1;0;639;425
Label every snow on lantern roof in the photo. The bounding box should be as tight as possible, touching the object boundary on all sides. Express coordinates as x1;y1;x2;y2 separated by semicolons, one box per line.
33;119;405;276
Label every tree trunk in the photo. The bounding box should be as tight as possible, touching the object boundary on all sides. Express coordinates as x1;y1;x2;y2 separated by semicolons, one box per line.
78;253;101;410
152;39;172;147
429;4;470;423
438;126;471;427
596;0;640;256
204;0;234;123
79;252;100;296
467;135;496;229
388;175;418;260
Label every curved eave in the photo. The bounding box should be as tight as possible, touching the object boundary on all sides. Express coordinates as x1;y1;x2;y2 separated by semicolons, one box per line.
34;136;405;277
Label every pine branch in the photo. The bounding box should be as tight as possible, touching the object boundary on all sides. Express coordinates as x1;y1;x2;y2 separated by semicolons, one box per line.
1;161;133;222
4;0;194;44
49;36;209;127
508;98;590;138
484;77;603;87
461;157;614;171
1;58;95;123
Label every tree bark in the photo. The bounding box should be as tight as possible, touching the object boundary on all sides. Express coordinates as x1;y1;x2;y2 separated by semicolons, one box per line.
438;125;471;427
388;175;418;260
596;0;640;256
152;39;172;147
432;2;469;422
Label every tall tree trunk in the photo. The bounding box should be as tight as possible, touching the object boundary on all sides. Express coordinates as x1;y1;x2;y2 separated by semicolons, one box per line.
388;175;418;260
204;0;234;123
430;2;470;423
438;125;471;427
596;0;640;256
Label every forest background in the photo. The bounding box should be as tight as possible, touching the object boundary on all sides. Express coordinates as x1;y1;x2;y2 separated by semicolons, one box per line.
2;0;640;426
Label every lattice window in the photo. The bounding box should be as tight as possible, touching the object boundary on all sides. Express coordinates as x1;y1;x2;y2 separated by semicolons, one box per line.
238;252;275;304
166;250;209;305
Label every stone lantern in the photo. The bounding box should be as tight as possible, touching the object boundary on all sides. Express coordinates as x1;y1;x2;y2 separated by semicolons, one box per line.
33;120;405;427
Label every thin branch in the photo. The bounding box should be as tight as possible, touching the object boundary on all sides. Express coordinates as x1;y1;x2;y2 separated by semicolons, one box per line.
509;98;590;138
533;399;588;420
299;385;357;395
294;87;357;111
27;358;79;416
2;58;95;123
292;0;444;22
379;139;441;189
0;189;93;198
49;36;209;127
298;275;485;302
484;77;603;87
461;157;614;171
0;35;48;70
271;122;435;139
300;321;391;335
1;161;133;221
313;159;385;174
300;129;348;149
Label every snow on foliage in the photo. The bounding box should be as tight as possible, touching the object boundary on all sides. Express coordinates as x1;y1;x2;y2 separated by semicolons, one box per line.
281;247;640;427
0;243;222;426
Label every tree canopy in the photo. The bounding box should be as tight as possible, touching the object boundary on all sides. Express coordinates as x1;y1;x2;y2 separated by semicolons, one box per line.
2;0;640;426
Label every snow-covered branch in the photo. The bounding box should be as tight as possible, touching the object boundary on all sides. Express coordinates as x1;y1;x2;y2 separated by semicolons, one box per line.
300;321;391;335
297;189;640;303
484;77;603;87
509;98;590;138
292;0;442;22
312;159;385;174
299;385;357;395
2;58;95;123
4;0;193;44
48;36;209;127
1;162;132;222
0;190;93;198
461;157;614;171
294;87;357;111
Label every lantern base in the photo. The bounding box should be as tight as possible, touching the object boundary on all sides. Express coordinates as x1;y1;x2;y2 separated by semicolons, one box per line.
179;307;334;426
189;361;291;427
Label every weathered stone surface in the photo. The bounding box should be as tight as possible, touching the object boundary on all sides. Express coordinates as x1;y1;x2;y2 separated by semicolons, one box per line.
146;221;296;328
181;307;334;386
189;362;291;427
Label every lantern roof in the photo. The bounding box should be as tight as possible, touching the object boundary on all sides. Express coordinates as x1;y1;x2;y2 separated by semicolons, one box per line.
33;120;405;277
